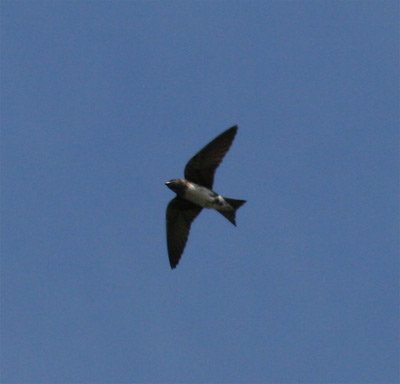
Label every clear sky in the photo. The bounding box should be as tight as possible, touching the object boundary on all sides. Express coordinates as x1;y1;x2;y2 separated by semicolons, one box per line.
1;1;399;383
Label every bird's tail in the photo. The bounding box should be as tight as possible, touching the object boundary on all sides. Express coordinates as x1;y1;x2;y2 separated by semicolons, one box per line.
217;198;246;226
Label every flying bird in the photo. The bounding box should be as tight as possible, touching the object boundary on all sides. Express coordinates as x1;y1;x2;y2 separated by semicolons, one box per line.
165;125;246;269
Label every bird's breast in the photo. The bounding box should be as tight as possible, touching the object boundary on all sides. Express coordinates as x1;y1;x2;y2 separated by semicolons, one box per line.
183;182;219;208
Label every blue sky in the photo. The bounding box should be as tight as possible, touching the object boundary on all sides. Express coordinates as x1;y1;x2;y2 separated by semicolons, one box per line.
1;1;399;383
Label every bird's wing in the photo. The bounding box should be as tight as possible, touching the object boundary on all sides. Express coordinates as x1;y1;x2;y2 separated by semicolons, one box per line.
166;197;202;269
184;125;238;189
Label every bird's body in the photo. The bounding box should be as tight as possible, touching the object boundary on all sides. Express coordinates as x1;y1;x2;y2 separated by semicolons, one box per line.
166;179;231;211
165;125;246;269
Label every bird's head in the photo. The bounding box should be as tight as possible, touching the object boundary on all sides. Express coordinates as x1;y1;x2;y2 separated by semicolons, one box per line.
165;179;186;194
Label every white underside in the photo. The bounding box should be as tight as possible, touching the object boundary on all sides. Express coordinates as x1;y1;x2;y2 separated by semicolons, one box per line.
184;182;231;211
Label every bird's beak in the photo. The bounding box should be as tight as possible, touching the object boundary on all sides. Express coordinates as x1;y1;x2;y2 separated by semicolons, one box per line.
165;181;170;186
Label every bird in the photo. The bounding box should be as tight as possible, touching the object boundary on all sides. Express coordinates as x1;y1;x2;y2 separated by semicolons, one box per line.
165;125;246;269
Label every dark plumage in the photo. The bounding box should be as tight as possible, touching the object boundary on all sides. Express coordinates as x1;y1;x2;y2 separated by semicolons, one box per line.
165;126;246;269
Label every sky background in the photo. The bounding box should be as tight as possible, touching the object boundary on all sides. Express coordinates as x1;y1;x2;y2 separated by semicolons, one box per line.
1;1;399;383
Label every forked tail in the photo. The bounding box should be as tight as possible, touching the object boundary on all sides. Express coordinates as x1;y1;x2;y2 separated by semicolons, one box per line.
217;197;246;226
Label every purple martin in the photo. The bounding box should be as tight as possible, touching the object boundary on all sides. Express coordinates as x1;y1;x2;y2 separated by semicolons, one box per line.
165;125;246;269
